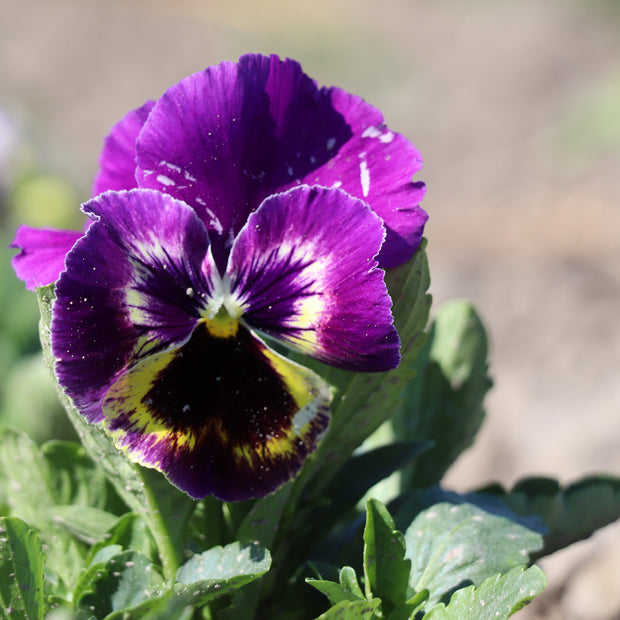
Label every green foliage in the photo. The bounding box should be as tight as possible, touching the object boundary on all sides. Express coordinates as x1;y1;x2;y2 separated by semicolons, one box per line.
393;300;492;489
0;517;44;620
403;502;542;607
309;499;543;619
421;566;546;620
363;499;410;611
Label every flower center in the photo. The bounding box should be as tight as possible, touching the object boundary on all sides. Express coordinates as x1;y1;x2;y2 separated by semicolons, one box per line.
203;305;239;339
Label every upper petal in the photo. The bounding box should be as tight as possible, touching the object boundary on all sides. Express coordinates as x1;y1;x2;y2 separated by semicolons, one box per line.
52;189;213;422
92;100;155;196
134;53;426;269
10;225;83;290
227;185;401;372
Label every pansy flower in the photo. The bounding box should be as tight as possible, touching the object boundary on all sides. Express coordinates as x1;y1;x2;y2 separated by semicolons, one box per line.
11;54;427;501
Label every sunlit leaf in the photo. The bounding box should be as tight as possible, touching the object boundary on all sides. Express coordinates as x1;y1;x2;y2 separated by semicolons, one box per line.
422;565;546;620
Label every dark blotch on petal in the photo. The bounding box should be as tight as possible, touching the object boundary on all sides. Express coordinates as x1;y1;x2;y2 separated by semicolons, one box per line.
105;323;330;501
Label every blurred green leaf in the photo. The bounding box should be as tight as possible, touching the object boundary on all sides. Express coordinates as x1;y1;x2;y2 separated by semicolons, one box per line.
480;474;620;558
42;440;116;510
422;565;546;620
404;502;542;607
48;506;118;546
0;517;44;620
363;499;410;610
0;428;85;591
393;300;492;489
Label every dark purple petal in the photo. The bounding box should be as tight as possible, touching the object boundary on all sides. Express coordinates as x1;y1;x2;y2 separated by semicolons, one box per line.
92;100;155;196
103;322;331;500
228;185;401;372
10;225;83;290
302;88;428;267
52;189;212;422
135;54;429;270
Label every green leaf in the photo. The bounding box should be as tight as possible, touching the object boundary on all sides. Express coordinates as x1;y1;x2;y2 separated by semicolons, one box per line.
173;541;271;606
315;598;382;620
339;566;365;600
273;247;431;585
237;483;293;549
306;579;364;606
481;475;620;558
87;513;156;566
48;506;118;545
404;502;542;607
422;565;546;620
74;549;159;618
307;565;366;608
36;285;195;580
325;442;431;514
0;517;44;620
363;499;410;610
393;300;492;489
0;428;85;591
41;440;117;511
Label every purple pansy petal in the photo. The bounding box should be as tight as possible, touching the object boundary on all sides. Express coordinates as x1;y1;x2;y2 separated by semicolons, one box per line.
92;100;155;196
135;53;425;268
302;87;428;267
10;225;83;290
52;189;212;422
102;322;331;501
135;54;350;268
228;185;401;372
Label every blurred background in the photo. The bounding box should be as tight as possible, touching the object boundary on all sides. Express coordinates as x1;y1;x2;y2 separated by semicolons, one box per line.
1;0;619;617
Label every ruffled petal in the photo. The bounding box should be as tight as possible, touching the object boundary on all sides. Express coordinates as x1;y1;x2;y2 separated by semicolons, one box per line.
302;88;428;267
102;322;331;500
10;225;83;290
135;53;426;268
92;100;155;196
52;189;212;423
228;185;401;371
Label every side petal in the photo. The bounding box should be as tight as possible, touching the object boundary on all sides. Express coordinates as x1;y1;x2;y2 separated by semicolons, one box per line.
52;189;212;423
92;100;155;196
103;322;331;501
10;225;82;290
228;185;401;372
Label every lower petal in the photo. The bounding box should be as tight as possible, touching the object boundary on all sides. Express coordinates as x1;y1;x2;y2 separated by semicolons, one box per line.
102;322;331;501
10;225;83;290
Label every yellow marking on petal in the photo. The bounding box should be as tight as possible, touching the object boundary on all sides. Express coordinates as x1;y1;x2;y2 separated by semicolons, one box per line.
203;314;239;338
103;348;198;467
